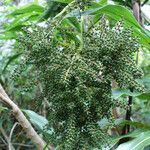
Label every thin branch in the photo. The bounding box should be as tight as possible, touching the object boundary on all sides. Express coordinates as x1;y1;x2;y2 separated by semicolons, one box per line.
0;84;52;150
13;143;34;148
0;136;7;144
0;127;15;150
9;122;19;150
142;0;149;6
121;88;133;136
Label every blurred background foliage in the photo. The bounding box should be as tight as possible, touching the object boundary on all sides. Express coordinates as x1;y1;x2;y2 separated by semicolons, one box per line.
0;0;150;149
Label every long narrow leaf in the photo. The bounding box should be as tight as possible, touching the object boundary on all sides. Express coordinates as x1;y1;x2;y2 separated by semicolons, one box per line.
8;3;44;16
52;0;73;3
2;53;22;73
66;4;150;49
116;131;150;150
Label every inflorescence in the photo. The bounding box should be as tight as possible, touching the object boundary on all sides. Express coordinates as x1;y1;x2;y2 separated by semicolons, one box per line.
16;5;144;150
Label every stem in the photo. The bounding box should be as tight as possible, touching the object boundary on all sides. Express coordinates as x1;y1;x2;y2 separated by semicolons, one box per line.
9;122;19;150
80;16;84;51
121;88;133;136
54;1;75;20
132;0;142;25
119;0;142;143
0;127;15;150
75;0;84;52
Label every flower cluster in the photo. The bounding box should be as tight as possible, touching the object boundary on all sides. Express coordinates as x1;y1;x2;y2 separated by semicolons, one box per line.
17;13;144;150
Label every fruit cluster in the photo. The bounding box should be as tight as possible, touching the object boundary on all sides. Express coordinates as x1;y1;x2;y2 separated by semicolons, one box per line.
17;9;144;150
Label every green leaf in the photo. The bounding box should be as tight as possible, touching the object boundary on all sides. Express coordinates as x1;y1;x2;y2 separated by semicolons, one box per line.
23;110;53;135
6;12;40;31
2;53;22;74
108;129;148;149
99;118;150;130
121;120;150;130
52;0;73;3
62;17;81;32
0;32;17;40
112;88;141;99
0;106;8;113
140;76;150;91
116;131;150;150
91;5;150;49
66;4;150;49
112;88;150;100
8;3;44;16
6;25;25;32
137;92;150;100
98;0;108;5
89;0;108;9
23;109;48;131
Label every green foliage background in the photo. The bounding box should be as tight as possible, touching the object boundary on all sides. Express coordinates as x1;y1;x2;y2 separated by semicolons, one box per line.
0;0;150;150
